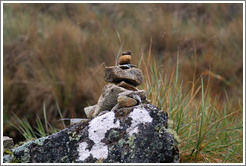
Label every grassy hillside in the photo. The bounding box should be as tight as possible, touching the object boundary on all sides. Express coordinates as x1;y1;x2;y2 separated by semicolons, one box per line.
3;3;243;163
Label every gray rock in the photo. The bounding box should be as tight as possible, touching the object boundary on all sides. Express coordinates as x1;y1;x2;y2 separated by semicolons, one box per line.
3;136;14;149
104;66;143;86
92;84;129;117
3;104;179;163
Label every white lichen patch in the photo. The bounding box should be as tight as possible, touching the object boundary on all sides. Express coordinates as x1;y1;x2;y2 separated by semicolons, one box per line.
127;107;153;136
88;111;121;143
77;142;108;161
90;142;108;159
77;142;90;161
77;112;121;161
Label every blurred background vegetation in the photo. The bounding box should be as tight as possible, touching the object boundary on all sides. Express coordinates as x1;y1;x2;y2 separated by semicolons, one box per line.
3;3;243;162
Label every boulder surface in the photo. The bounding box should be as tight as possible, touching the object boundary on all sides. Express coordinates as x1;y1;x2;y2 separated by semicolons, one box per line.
3;104;179;163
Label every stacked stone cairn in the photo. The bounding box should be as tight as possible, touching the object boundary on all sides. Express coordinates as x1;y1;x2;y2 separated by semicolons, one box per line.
82;51;148;121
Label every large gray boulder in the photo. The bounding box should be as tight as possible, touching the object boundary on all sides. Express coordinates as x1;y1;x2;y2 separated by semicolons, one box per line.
3;104;179;163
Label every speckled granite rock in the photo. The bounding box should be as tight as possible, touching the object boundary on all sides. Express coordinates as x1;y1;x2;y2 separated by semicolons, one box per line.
3;104;179;163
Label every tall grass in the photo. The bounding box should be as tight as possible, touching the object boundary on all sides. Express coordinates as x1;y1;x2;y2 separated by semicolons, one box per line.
139;52;243;162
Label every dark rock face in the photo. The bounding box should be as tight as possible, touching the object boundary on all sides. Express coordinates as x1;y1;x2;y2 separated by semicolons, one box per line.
4;104;179;163
104;66;143;86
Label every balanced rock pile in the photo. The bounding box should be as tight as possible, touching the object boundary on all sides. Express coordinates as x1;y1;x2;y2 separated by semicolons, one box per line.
3;51;180;163
84;53;147;119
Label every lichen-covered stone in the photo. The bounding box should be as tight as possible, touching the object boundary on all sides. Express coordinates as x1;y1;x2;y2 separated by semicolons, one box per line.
104;66;143;86
3;104;179;163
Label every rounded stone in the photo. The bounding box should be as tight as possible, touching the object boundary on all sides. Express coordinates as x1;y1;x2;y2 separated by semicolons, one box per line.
117;95;137;108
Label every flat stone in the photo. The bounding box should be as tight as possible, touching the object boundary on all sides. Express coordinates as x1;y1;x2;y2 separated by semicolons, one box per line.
104;66;143;86
3;136;14;149
118;90;147;103
84;105;97;119
92;84;129;117
118;81;138;91
70;119;89;125
117;95;137;108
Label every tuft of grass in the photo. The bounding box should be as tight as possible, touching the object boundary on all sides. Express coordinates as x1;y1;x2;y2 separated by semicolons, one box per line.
11;114;37;141
11;101;65;141
139;54;243;163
